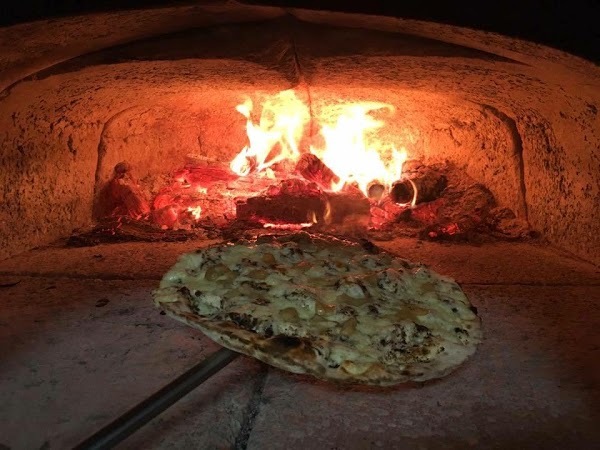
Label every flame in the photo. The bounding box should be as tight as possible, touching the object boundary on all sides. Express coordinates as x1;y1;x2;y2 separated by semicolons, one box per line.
230;90;309;176
323;200;332;225
230;91;410;199
407;178;418;208
187;206;202;221
311;103;407;196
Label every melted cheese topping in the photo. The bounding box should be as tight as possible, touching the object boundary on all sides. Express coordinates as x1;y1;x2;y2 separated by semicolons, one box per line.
155;234;480;379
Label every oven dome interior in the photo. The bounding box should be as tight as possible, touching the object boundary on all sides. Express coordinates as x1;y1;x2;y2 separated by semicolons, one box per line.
0;7;598;264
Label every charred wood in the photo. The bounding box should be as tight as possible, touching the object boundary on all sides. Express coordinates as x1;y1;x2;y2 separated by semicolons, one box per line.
66;217;201;247
236;193;324;224
366;181;386;201
390;164;447;205
324;191;370;225
295;153;339;190
236;180;370;227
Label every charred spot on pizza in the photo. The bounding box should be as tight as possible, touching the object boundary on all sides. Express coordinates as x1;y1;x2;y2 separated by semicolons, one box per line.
263;335;317;359
338;305;357;317
414;323;431;335
470;305;478;314
269;335;304;348
359;239;380;254
283;288;317;308
397;259;413;269
356;255;384;270
227;312;259;331
177;286;193;301
377;321;436;364
188;301;201;315
376;269;405;294
454;327;470;344
263;324;274;338
239;259;258;269
241;280;270;291
367;304;380;316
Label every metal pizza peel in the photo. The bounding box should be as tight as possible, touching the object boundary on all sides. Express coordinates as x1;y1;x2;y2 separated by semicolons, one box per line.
75;347;239;450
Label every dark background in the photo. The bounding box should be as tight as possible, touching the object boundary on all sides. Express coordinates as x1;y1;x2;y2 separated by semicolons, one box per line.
1;0;598;63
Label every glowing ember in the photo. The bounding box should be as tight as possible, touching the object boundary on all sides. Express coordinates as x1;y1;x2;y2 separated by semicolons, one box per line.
230;91;410;199
263;222;314;230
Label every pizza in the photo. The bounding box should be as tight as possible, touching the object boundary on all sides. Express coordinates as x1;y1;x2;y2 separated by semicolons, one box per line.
153;232;481;385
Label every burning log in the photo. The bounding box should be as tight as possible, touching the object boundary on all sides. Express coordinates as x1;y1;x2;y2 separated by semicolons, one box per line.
264;178;322;197
236;193;324;224
367;163;448;229
236;180;324;224
366;181;385;201
235;179;370;227
295;153;339;190
390;165;447;205
323;191;370;224
318;191;371;236
415;183;498;241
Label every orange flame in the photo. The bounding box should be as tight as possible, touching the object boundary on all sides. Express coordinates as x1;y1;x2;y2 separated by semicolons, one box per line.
230;91;409;198
323;200;332;224
230;90;309;176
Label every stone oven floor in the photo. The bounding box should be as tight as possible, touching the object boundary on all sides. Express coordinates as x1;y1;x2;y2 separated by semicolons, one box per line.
0;239;598;449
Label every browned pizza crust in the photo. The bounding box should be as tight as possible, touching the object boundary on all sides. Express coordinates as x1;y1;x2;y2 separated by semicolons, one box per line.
153;233;482;386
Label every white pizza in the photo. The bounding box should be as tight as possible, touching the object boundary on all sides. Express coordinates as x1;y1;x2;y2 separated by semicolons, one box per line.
153;232;482;385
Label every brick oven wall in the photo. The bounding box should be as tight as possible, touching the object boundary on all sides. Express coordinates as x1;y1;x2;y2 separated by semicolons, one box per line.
0;2;598;264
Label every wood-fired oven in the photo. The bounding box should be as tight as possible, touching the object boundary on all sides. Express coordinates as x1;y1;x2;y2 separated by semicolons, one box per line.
0;1;598;448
